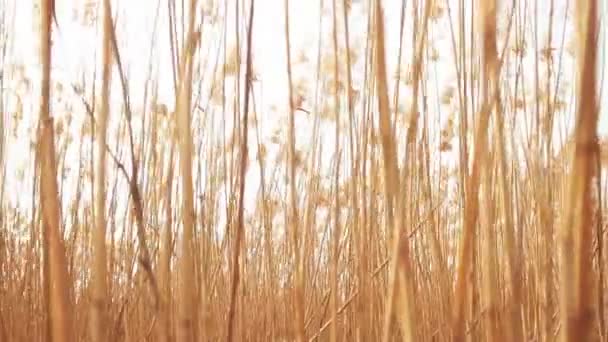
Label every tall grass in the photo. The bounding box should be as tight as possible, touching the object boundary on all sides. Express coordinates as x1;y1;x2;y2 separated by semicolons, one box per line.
0;0;605;341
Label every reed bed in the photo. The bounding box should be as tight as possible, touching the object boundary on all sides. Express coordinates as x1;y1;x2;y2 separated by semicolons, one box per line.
0;0;605;341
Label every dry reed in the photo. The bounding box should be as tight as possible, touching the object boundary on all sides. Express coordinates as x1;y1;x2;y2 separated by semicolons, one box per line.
0;0;605;341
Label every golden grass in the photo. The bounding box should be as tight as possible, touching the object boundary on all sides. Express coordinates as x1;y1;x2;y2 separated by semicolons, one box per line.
0;0;605;341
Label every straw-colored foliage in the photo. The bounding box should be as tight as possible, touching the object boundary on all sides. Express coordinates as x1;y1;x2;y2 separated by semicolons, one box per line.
0;0;605;341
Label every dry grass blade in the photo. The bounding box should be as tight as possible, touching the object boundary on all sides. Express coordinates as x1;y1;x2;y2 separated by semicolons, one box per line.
90;0;112;341
283;0;306;341
37;0;73;341
374;1;416;341
559;0;600;341
452;0;498;340
175;1;200;340
226;0;255;341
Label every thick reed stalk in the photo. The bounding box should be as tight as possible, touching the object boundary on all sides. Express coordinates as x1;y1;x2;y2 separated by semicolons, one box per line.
38;0;73;341
90;0;112;341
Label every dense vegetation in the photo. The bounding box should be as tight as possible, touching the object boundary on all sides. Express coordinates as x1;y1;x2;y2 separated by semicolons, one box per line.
0;0;605;341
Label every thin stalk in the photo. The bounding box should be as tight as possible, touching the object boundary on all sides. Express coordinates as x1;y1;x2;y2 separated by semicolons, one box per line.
90;0;112;341
226;0;255;341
